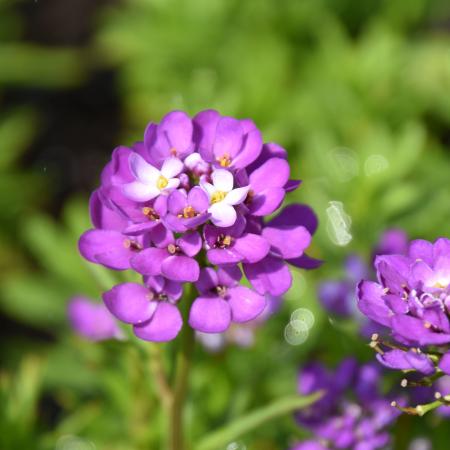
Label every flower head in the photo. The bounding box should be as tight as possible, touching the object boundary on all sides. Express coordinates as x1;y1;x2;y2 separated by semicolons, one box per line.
68;296;123;341
78;110;318;342
292;360;399;450
357;236;450;413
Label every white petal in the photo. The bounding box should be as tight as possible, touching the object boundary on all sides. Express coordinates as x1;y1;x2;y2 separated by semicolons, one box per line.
164;178;180;191
123;181;159;202
209;203;237;228
199;180;216;199
184;152;202;169
225;186;250;206
161;157;183;178
211;169;233;192
129;153;159;184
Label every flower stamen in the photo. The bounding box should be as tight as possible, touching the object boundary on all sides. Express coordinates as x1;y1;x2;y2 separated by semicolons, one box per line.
217;153;231;167
157;175;169;190
211;191;226;204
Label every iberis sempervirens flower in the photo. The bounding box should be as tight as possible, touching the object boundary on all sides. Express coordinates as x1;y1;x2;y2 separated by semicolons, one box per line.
357;237;450;414
79;110;319;342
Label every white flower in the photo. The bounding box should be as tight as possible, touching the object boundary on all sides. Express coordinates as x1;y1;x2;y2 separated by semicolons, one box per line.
123;153;183;202
200;169;249;227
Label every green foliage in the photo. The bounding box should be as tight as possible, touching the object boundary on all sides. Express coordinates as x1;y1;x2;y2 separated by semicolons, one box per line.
1;0;450;449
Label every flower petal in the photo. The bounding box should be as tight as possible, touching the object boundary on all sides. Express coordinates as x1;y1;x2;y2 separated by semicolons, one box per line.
439;352;450;376
161;157;183;179
356;281;392;327
103;283;156;324
78;229;132;270
391;315;450;346
209;203;237;228
165;178;180;191
130;247;168;275
193;109;220;162
231;127;263;169
243;256;292;296
267;204;318;235
68;296;121;341
213;117;244;160
129;153;159;184
249;157;290;192
89;190;127;230
188;296;231;333
224;186;250;206
123;181;159;202
233;233;270;263
287;254;323;270
249;188;286;216
162;255;200;282
133;302;182;342
196;267;219;294
168;189;187;214
228;286;266;323
187;186;209;212
207;247;242;265
178;231;202;257
211;169;234;192
158;111;193;156
262;225;311;259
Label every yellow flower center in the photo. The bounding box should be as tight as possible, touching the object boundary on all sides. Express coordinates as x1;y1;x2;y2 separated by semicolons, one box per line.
434;281;448;289
211;191;226;204
157;175;169;190
182;205;196;218
217;153;231;167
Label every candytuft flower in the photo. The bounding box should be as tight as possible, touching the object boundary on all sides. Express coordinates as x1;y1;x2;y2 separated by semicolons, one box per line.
357;236;450;414
78;110;318;342
68;296;123;341
292;360;399;450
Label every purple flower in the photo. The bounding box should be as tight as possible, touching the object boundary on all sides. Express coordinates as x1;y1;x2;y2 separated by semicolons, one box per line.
131;231;201;282
318;230;408;335
78;110;318;342
165;187;210;232
189;266;266;333
294;360;398;450
196;294;282;352
204;216;270;265
193;110;262;170
103;278;182;342
68;296;122;341
356;236;450;407
358;238;450;348
200;169;249;227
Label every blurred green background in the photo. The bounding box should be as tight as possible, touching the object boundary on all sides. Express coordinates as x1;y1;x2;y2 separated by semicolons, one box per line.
1;0;450;449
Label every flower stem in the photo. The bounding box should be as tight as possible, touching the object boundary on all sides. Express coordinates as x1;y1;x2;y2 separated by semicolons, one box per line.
168;287;196;450
148;344;173;411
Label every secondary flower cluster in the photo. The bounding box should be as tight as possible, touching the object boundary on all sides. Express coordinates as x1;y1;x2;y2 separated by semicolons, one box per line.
357;237;450;413
79;110;319;342
318;229;408;336
292;359;399;450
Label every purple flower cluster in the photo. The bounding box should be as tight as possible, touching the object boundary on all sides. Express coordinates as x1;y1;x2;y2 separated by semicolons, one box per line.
292;359;399;450
357;237;450;382
79;110;318;342
318;229;408;336
68;296;122;341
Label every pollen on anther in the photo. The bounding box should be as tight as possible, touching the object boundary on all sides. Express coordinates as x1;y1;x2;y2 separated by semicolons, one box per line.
217;153;231;167
157;175;169;190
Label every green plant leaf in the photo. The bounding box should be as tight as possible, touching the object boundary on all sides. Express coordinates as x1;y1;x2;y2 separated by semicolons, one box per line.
196;392;322;450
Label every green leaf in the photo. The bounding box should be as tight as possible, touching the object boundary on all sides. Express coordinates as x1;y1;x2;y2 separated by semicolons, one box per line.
196;392;322;450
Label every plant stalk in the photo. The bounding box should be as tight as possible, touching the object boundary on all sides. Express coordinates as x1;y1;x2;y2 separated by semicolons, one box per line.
168;287;196;450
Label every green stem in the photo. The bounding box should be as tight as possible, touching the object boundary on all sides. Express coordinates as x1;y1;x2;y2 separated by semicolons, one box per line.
148;344;173;411
196;392;323;450
168;286;196;450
